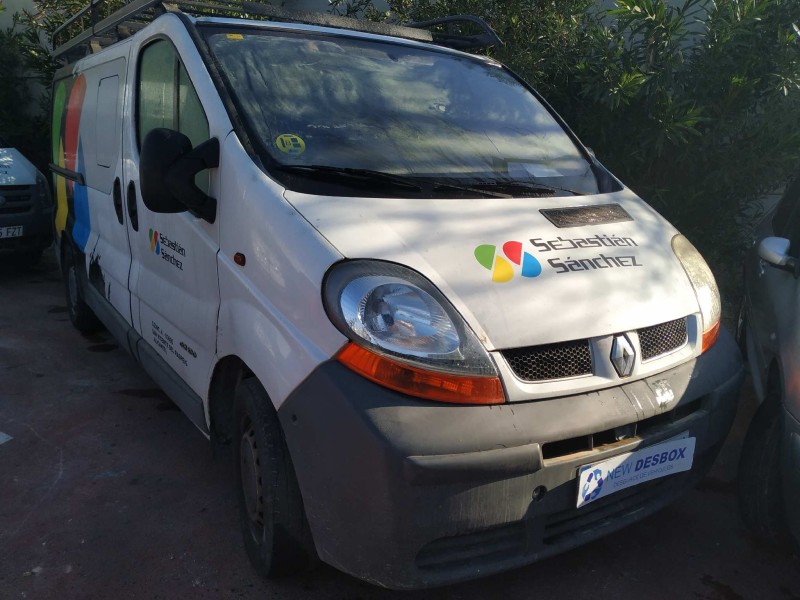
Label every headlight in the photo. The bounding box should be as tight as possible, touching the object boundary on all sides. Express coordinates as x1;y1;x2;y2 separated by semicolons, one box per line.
671;235;721;352
324;260;504;404
34;171;50;207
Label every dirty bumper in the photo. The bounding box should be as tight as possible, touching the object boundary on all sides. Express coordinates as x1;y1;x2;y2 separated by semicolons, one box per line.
278;329;743;590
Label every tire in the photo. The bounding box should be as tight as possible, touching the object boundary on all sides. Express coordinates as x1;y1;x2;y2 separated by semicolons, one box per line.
737;395;787;544
234;378;315;578
62;243;102;334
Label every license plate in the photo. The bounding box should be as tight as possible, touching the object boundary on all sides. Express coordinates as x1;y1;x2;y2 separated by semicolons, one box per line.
0;226;23;239
577;435;696;508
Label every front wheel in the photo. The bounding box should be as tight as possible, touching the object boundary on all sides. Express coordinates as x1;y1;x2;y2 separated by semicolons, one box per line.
234;378;315;578
737;395;787;544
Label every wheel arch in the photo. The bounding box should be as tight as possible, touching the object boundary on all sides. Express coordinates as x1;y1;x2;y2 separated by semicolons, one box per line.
764;359;785;408
207;354;255;450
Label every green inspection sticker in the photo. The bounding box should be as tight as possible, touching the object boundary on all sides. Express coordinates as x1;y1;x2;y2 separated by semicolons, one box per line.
276;134;306;156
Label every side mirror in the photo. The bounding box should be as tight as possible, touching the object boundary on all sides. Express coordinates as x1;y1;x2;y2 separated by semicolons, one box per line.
140;128;219;223
759;236;797;275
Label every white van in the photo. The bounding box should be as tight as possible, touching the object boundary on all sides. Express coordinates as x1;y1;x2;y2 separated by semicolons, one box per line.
51;2;743;589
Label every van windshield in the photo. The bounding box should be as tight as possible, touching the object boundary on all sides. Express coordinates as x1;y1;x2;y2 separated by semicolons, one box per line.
205;28;598;196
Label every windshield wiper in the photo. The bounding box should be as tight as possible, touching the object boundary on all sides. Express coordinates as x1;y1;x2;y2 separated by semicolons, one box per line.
430;180;511;198
478;179;586;196
276;165;583;198
276;164;511;198
276;164;424;192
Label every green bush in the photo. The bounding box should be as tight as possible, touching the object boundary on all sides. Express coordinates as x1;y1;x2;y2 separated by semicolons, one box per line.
0;3;47;169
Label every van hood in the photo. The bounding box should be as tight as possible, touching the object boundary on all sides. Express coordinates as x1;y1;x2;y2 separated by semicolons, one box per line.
285;189;701;351
0;147;38;186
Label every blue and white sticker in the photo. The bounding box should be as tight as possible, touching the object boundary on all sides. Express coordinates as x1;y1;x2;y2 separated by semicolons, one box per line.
577;435;696;508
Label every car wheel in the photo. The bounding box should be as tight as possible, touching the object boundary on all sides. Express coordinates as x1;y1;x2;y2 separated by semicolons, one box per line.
234;378;315;578
737;394;786;544
62;243;102;334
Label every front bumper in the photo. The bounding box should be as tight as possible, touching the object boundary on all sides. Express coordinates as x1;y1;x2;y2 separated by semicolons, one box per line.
278;328;743;589
0;194;53;256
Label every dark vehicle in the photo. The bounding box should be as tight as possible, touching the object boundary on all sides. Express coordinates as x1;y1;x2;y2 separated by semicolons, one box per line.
0;136;53;263
738;175;800;547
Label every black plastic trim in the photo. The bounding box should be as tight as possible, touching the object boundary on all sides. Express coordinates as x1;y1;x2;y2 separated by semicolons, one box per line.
49;163;85;186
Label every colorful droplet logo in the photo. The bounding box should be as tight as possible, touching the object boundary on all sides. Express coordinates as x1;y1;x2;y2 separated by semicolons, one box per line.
474;241;542;283
149;228;160;255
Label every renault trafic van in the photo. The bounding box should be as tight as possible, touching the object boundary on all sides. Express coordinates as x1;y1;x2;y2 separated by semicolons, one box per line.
50;2;743;589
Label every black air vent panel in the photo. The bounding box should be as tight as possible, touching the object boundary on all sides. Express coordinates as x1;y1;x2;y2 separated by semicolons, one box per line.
540;204;633;228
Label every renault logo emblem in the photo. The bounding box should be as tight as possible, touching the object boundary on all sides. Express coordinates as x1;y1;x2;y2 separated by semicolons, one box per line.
611;334;636;378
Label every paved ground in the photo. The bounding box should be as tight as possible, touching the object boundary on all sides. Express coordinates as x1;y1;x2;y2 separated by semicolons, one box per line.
1;254;799;600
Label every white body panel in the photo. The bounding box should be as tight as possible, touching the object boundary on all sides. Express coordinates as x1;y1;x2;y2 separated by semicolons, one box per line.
77;53;133;324
215;135;346;409
121;16;231;399
284;188;699;350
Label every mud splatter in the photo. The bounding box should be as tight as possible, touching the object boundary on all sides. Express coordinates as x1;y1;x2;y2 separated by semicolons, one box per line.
88;252;107;299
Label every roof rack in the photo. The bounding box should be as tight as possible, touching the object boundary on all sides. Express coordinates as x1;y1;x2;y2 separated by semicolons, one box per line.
51;0;502;62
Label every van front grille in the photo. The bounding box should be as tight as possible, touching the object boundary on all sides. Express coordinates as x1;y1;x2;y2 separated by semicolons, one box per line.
639;317;688;361
0;187;33;215
503;339;592;382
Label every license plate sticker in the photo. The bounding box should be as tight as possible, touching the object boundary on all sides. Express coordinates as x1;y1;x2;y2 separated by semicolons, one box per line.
0;226;23;239
577;436;696;508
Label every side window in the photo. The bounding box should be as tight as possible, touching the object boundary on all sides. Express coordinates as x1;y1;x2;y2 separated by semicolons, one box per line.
138;40;210;192
96;75;120;168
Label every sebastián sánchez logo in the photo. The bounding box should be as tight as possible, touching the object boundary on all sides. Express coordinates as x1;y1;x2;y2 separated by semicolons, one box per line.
149;228;160;255
148;228;185;271
474;241;542;283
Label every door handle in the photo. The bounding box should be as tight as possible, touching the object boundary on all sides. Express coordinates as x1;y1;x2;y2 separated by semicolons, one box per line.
113;178;124;225
127;181;139;232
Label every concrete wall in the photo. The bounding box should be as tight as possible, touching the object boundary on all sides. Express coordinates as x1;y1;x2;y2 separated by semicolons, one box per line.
0;0;31;28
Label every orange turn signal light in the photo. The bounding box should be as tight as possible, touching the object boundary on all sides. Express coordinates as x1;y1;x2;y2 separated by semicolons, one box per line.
337;343;505;405
701;321;720;354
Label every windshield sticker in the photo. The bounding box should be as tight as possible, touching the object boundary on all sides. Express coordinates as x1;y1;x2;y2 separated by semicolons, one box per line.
226;33;244;40
474;241;542;283
276;134;306;156
476;235;642;282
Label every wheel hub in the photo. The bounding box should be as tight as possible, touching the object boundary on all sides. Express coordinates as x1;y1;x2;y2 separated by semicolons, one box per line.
239;424;263;526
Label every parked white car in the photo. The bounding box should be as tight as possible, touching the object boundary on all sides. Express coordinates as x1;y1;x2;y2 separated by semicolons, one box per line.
50;3;743;589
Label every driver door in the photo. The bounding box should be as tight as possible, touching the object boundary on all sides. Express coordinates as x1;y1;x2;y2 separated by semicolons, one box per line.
123;37;220;402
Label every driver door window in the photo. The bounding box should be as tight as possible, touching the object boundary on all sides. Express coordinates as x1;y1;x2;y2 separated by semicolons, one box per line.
138;40;209;193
